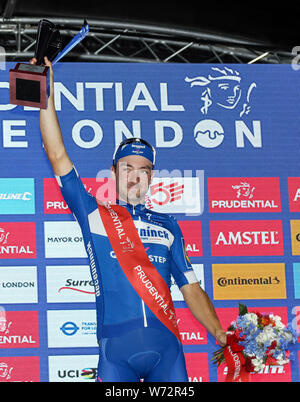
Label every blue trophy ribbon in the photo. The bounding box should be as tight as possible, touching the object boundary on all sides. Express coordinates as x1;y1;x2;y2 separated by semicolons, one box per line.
52;20;89;65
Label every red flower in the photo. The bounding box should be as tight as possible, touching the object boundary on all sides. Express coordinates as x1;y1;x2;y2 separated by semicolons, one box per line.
227;332;245;352
244;356;255;372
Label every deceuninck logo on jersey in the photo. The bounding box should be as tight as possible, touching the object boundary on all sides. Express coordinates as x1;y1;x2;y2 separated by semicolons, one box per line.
0;178;35;214
0;222;36;259
212;263;287;300
208;177;281;213
210;220;284;256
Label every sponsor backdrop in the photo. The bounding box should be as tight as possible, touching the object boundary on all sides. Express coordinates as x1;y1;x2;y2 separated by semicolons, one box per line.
0;62;300;382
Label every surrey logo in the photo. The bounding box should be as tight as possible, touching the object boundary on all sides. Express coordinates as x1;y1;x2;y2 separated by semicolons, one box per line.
185;66;257;117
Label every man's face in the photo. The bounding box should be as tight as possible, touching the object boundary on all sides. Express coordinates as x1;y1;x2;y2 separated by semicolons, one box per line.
111;155;154;205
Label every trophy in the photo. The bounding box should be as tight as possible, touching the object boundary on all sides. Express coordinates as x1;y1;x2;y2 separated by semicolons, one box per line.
9;19;89;109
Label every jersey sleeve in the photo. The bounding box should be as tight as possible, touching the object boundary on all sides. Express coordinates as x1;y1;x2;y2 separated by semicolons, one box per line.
55;166;95;225
169;217;199;289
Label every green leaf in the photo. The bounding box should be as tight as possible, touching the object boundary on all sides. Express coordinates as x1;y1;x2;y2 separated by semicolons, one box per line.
239;303;248;316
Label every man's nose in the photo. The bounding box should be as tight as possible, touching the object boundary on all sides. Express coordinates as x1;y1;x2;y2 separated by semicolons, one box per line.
128;170;141;183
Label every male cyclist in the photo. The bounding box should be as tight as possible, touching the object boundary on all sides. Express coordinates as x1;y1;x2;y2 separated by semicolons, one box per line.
33;57;226;382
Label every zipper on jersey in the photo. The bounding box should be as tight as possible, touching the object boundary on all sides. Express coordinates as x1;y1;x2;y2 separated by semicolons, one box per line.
141;300;148;327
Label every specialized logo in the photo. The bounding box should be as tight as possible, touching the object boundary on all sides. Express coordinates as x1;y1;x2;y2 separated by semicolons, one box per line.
212;263;286;300
208;177;281;213
0;178;35;214
210;220;284;256
288;178;300;212
0;222;36;259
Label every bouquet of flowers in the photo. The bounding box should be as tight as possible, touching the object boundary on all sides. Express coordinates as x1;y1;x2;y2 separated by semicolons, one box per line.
212;304;297;381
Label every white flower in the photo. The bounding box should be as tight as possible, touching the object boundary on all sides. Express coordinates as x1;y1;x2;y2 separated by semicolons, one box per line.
270;314;285;330
252;358;265;372
256;326;276;344
244;313;258;326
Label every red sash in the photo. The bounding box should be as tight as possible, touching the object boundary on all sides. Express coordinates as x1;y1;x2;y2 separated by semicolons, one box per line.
97;202;181;341
223;333;250;382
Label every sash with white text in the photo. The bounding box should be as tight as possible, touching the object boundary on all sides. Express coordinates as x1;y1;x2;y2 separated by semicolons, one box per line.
97;202;181;341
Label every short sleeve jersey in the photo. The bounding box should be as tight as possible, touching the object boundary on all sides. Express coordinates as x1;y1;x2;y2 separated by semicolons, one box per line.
56;167;198;340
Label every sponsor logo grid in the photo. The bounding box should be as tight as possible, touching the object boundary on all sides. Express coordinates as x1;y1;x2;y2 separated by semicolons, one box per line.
0;63;299;382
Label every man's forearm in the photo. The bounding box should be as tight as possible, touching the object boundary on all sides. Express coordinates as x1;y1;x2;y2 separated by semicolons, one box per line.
181;283;226;346
36;57;73;176
40;94;65;160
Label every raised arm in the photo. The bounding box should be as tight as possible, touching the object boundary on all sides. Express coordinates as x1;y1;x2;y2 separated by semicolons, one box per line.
30;56;73;176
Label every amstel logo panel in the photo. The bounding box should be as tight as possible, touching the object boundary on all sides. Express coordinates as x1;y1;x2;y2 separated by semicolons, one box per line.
208;177;281;213
212;263;286;300
210;220;284;256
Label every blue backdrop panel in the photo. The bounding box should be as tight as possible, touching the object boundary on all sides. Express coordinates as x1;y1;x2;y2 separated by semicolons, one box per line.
0;62;299;382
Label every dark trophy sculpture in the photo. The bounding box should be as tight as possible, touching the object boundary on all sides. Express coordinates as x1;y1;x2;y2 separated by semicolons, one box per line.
9;19;89;109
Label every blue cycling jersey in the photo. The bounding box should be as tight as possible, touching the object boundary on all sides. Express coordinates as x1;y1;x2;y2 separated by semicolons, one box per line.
56;166;198;341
